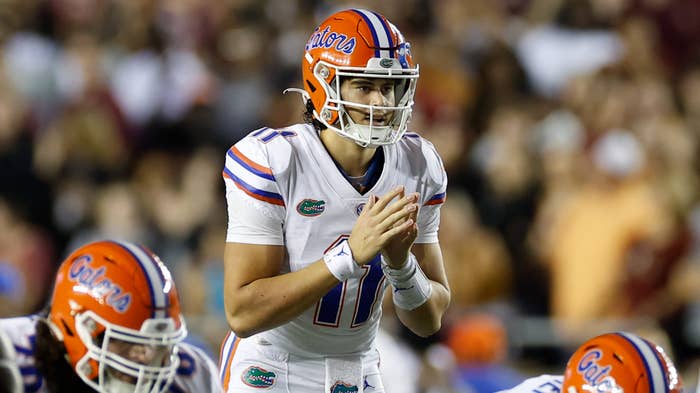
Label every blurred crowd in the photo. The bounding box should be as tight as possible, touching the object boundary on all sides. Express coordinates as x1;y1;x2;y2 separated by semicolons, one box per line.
2;0;700;391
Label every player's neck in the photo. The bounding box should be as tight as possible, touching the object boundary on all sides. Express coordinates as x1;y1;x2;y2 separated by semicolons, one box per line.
319;130;377;177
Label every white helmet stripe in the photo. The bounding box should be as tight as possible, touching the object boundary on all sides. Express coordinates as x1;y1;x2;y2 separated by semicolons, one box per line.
616;332;668;393
113;241;168;319
352;9;393;58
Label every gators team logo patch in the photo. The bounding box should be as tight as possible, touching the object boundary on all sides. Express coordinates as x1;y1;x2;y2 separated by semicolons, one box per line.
241;366;276;388
330;381;359;393
297;199;326;217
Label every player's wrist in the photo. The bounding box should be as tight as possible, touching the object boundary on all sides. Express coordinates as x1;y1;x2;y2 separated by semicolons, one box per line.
381;251;410;269
381;253;432;310
323;241;364;282
381;253;414;280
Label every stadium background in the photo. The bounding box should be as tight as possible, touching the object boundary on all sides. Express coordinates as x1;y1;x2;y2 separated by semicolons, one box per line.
1;0;699;391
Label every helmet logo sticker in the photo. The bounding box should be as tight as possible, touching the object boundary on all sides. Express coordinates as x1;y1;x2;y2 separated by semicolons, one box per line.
305;26;356;54
380;59;393;68
68;255;132;313
576;349;621;392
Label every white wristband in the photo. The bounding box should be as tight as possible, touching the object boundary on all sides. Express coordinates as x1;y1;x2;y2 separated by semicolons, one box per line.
323;241;364;282
382;253;433;310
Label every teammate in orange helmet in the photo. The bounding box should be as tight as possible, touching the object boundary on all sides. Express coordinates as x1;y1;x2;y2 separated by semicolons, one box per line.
0;240;222;393
219;7;450;393
496;331;683;393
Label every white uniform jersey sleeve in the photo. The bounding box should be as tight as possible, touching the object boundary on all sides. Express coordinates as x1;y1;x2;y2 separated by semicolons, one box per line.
407;133;447;244
496;375;564;393
170;343;223;393
223;128;288;245
0;315;48;393
0;319;23;393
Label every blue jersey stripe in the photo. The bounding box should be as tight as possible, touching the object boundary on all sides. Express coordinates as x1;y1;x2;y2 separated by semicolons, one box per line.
223;167;284;203
428;192;446;202
227;149;275;181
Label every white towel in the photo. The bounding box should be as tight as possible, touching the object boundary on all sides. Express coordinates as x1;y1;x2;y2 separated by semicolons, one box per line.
325;355;363;393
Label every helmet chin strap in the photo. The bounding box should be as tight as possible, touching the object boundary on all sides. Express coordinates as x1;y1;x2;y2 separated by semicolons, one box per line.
104;371;153;393
343;122;390;148
339;106;393;148
104;376;137;393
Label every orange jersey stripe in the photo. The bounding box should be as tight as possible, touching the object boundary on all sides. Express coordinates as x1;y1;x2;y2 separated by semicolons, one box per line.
424;198;445;206
218;331;231;370
222;171;286;206
221;333;241;392
230;146;273;175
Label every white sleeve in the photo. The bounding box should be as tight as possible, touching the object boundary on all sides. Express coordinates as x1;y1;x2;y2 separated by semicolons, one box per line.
415;139;447;244
495;375;563;393
225;179;285;244
0;326;22;393
223;138;286;245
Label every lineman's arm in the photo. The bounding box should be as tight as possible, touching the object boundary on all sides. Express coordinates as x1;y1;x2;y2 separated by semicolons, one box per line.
390;242;450;337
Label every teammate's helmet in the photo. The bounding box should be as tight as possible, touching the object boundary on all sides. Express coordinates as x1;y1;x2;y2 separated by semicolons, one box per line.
562;332;683;393
47;240;187;393
301;8;419;147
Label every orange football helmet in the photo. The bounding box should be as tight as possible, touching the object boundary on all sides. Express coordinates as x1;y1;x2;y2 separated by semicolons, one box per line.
47;240;186;393
562;332;683;393
298;8;419;147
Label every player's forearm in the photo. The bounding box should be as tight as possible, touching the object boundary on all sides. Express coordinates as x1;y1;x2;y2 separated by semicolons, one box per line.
395;281;450;337
224;259;338;338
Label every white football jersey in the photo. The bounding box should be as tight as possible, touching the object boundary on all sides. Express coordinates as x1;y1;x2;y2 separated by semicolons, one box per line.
0;315;222;393
496;375;563;393
223;123;447;356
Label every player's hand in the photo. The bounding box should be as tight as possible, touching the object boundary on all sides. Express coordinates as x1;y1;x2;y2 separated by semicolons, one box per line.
381;190;419;268
348;186;419;265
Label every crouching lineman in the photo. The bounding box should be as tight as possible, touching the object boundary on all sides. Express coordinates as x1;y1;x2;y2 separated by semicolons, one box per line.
497;331;683;393
0;240;223;393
